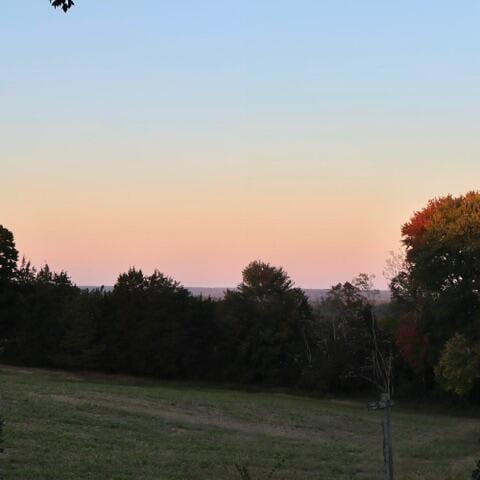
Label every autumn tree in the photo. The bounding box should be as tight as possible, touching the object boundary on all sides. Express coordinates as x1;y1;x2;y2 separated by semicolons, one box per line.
402;192;480;299
393;192;480;366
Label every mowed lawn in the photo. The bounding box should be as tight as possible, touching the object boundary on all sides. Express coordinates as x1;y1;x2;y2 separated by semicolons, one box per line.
0;366;478;480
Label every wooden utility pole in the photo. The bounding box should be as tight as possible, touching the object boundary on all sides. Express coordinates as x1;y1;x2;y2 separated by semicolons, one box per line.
368;392;395;480
355;274;396;480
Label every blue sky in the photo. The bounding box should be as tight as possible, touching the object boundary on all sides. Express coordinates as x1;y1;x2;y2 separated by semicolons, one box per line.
1;1;479;288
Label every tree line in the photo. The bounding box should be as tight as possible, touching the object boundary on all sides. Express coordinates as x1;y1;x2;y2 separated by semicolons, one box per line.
1;192;480;401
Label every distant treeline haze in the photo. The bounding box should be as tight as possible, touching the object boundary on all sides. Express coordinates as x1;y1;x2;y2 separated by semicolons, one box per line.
1;191;480;400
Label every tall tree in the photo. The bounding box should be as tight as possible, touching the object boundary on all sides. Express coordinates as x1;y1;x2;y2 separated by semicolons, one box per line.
309;276;386;392
11;265;79;366
0;225;18;285
390;192;480;392
402;192;480;301
103;268;217;379
239;260;295;299
0;225;19;354
220;261;312;386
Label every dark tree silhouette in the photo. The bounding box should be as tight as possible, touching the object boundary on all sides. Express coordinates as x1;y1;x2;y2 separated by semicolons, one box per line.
0;225;18;285
220;261;313;386
50;0;75;12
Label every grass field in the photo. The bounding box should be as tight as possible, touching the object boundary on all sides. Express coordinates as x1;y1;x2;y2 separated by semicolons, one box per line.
0;365;478;480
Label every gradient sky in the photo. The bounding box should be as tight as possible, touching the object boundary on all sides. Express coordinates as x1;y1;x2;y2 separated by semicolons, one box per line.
1;1;479;288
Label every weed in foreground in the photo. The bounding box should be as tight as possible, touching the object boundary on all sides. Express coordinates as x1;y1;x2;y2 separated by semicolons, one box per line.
233;455;287;480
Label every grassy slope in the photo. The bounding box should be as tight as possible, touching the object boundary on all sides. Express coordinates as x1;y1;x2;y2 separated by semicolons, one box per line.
0;365;478;480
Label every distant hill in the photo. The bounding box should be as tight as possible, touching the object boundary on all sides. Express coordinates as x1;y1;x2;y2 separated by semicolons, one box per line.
188;287;391;304
81;286;391;304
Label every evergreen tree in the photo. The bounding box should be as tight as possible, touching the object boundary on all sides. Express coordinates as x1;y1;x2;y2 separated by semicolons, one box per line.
220;261;312;386
0;225;18;285
0;225;19;355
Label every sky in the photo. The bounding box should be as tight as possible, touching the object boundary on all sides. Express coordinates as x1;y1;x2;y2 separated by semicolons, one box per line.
1;1;479;289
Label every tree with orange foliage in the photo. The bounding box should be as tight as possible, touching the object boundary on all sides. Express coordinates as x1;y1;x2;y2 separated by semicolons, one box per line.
402;192;480;295
392;192;480;391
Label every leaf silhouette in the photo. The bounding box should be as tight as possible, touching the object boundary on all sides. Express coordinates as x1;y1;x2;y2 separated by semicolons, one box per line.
50;0;75;12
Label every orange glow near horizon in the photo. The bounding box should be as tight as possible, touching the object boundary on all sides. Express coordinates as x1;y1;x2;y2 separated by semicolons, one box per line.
4;151;478;290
